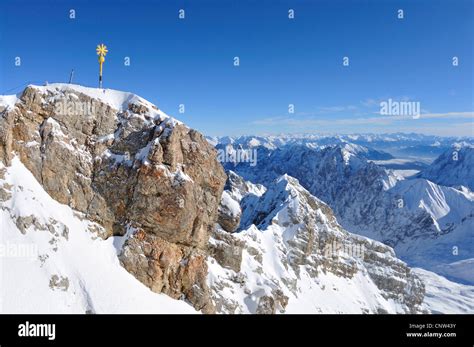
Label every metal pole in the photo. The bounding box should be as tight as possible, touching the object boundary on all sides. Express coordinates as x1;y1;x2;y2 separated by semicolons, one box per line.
99;61;103;88
69;69;74;84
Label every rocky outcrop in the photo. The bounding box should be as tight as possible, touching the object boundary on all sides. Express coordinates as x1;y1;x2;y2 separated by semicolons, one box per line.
217;191;241;232
0;84;226;311
256;289;289;314
120;229;214;312
209;226;244;272
224;170;266;202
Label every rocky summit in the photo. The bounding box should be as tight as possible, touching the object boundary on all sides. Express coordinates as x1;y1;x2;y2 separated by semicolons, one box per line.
0;84;226;312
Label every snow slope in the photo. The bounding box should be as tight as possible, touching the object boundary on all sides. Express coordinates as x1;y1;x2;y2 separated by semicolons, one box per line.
413;268;474;314
434;259;474;285
0;157;196;313
0;95;19;110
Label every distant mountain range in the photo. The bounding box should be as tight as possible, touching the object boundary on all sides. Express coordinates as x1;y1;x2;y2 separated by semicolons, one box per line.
208;133;473;159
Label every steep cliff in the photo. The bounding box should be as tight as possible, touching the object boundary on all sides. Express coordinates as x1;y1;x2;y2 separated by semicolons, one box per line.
0;84;226;312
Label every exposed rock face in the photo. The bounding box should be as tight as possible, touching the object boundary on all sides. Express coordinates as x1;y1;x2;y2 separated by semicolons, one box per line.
0;84;226;311
120;229;214;312
255;290;289;314
217;190;241;232
224;170;266;202
209;226;244;272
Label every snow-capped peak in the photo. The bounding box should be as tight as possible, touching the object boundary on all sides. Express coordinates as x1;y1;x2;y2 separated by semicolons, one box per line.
31;83;162;113
418;144;474;190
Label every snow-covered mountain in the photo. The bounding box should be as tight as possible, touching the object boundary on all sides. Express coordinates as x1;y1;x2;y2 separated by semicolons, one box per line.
209;174;426;313
208;133;473;159
210;171;474;313
217;139;474;285
382;179;473;277
1;84;472;314
417;143;474;191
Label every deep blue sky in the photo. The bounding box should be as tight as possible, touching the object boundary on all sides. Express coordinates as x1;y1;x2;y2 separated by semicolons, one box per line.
1;0;473;136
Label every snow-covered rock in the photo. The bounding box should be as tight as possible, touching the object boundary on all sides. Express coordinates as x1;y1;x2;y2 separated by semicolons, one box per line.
209;173;426;313
217;191;241;232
